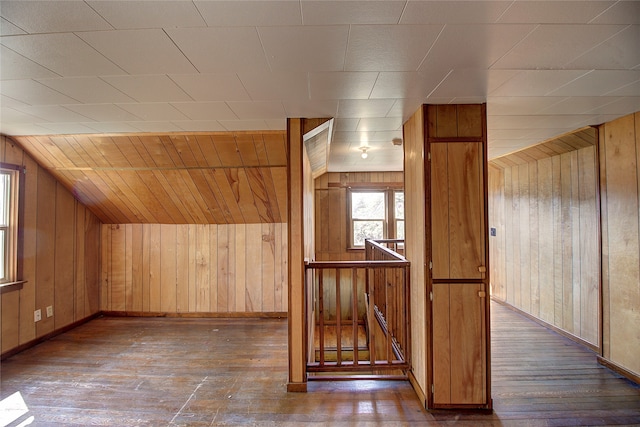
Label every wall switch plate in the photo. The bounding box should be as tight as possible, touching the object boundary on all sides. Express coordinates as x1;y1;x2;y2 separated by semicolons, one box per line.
46;306;53;318
34;309;41;322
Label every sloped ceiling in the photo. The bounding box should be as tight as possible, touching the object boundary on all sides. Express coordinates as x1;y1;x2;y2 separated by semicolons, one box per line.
11;132;288;224
0;0;638;172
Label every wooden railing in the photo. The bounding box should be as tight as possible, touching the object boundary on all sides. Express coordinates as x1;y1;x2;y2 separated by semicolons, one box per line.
305;240;410;376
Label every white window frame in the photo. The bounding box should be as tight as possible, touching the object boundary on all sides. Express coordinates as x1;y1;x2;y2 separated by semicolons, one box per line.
348;188;404;249
0;164;21;284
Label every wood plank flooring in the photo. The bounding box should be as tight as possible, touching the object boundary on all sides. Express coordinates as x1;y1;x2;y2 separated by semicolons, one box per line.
1;302;639;426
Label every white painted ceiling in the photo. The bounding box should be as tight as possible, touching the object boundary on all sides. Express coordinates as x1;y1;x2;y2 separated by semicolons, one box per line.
0;0;638;172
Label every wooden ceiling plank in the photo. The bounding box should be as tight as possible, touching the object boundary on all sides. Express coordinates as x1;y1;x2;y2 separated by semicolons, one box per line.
194;135;223;168
95;170;151;223
94;136;131;168
235;134;261;167
201;170;234;223
129;136;160;168
139;135;176;168
137;171;188;224
213;135;243;167
56;170;115;223
263;133;288;166
234;168;261;223
12;136;55;169
168;135;200;168
29;136;75;169
212;168;246;224
151;170;197;223
71;170;130;224
106;170;171;223
253;134;270;166
187;170;228;224
245;167;275;223
168;169;215;223
113;136;146;168
257;167;282;223
271;166;288;221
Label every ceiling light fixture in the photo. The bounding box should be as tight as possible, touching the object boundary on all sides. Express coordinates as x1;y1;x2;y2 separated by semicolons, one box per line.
360;146;369;159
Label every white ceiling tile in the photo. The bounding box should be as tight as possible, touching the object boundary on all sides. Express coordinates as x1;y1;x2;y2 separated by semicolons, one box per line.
194;1;302;26
489;70;590;96
345;25;443;71
386;98;425;120
373;130;403;143
0;79;80;105
238;72;309;101
565;25;640;70
421;24;535;70
0;18;26;36
370;70;449;99
549;70;640;96
170;74;250;102
282;99;339;118
116;103;190;121
87;1;206;29
488;114;593;130
584;97;640;115
591;1;640;24
37;122;101;134
488;129;537;140
605;79;640;96
332;131;373;144
539;96;622;115
401;1;512;24
64;104;142;122
77;29;196;75
87;122;146;134
309;72;378;100
428;69;490;98
357;117;402;132
301;1;405;24
36;77;135;104
0;121;52;136
172;121;226;132
0;33;125;76
101;75;191;103
333;118;359;132
264;119;287;131
1;107;44;124
497;1;614;24
13;105;93;123
337;99;395;118
260;26;349;71
170;102;238;121
0;46;59;80
487;97;567;115
0;95;29;109
0;1;111;33
218;120;272;131
492;24;627;70
166;27;270;73
226;101;286;120
127;121;183;133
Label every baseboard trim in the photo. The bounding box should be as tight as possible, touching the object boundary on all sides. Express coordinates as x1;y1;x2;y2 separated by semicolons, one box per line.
407;370;427;409
1;312;102;361
490;297;599;353
597;356;640;386
102;311;287;319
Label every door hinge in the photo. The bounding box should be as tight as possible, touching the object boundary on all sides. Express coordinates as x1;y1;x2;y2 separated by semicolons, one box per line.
431;384;434;394
428;152;431;161
429;260;433;270
429;291;433;302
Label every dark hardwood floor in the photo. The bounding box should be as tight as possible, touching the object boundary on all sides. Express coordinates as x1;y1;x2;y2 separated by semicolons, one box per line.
1;302;639;426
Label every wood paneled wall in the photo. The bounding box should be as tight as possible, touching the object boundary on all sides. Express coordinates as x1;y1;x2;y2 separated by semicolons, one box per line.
0;135;101;356
403;107;428;405
489;135;600;347
599;112;640;378
314;171;404;261
100;223;287;314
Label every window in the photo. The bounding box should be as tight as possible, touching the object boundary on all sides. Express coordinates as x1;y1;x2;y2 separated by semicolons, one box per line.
0;165;20;284
348;188;404;248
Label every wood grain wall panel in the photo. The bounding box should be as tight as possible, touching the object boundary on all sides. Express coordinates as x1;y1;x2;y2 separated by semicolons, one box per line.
100;223;288;315
599;112;640;377
11;132;289;225
489;137;600;348
1;136;101;356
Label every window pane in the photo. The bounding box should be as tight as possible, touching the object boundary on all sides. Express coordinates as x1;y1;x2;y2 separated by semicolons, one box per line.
353;220;383;246
351;192;385;219
0;173;9;227
395;192;404;220
396;220;404;240
0;229;5;280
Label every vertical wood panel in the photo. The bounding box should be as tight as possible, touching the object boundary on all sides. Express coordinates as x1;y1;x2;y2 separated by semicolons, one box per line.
432;283;451;404
431;143;450;278
35;169;56;336
19;155;38;344
176;225;189;313
54;186;76;328
160;225;177;312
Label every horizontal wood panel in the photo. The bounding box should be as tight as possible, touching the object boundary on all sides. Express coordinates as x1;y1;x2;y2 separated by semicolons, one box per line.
12;132;288;224
489;139;600;347
101;223;288;314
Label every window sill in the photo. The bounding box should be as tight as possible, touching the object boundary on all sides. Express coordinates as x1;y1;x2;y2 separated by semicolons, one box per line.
0;280;27;294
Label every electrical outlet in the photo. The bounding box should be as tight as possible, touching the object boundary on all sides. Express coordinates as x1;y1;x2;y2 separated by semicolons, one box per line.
46;306;53;318
34;309;41;322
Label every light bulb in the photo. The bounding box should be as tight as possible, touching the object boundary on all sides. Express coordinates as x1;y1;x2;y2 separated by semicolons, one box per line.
361;151;368;159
